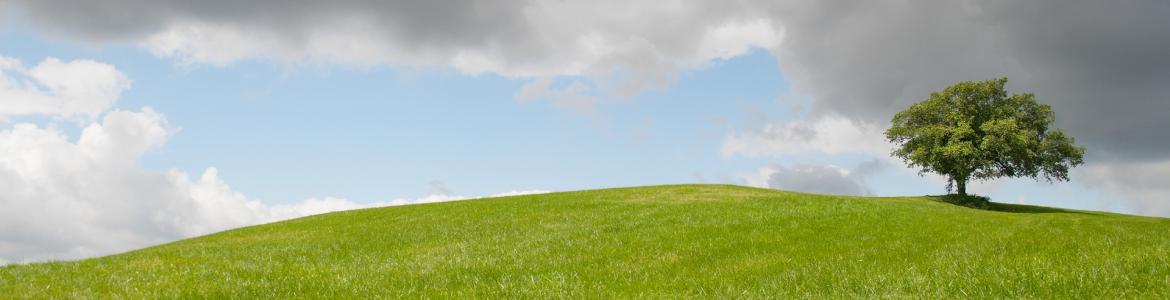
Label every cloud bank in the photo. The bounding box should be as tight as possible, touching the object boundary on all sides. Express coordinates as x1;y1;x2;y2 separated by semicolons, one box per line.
6;0;781;107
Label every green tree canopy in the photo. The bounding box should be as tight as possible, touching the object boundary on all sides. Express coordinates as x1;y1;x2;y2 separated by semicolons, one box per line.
885;78;1085;195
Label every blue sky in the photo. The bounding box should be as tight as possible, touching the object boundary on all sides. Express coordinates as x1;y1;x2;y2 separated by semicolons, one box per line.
2;30;792;202
2;0;1166;263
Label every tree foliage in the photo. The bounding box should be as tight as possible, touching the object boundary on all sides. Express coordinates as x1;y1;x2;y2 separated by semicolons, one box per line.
885;78;1085;195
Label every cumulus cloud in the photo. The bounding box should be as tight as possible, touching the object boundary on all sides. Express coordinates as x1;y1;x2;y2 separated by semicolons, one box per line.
0;108;361;263
744;159;885;196
0;55;130;120
722;113;890;158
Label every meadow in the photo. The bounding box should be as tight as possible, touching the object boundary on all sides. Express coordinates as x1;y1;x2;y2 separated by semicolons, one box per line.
2;185;1168;298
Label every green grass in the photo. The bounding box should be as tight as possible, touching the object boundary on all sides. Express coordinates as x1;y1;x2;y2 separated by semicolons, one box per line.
2;184;1169;298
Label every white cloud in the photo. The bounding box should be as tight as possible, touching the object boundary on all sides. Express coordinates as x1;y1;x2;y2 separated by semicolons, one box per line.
142;22;296;67
743;160;884;196
0;55;130;120
489;190;552;197
696;19;784;63
1080;161;1170;217
723;113;890;158
514;77;600;112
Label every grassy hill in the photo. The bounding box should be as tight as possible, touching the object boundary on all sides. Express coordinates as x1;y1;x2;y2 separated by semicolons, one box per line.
2;185;1168;298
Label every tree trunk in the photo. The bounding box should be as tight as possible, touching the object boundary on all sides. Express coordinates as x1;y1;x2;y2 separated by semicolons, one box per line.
956;178;967;196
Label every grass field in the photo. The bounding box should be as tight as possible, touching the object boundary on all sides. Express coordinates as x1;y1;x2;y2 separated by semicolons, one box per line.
2;184;1168;298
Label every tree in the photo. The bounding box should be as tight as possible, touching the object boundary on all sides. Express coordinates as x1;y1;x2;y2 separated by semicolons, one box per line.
885;78;1085;196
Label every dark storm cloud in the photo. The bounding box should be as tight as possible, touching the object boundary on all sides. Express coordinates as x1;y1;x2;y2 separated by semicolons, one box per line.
4;0;777;82
766;0;1170;161
12;0;531;46
755;0;1170;215
9;0;546;73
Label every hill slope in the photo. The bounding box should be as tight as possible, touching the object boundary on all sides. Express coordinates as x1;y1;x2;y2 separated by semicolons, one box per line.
2;185;1168;298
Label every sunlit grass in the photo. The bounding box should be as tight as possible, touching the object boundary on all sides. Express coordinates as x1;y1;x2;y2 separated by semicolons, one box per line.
2;184;1168;298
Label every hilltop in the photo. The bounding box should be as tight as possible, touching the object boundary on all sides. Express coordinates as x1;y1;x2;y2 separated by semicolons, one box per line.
2;185;1168;298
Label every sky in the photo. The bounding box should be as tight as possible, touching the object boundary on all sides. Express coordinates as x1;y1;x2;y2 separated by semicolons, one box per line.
1;1;1168;263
